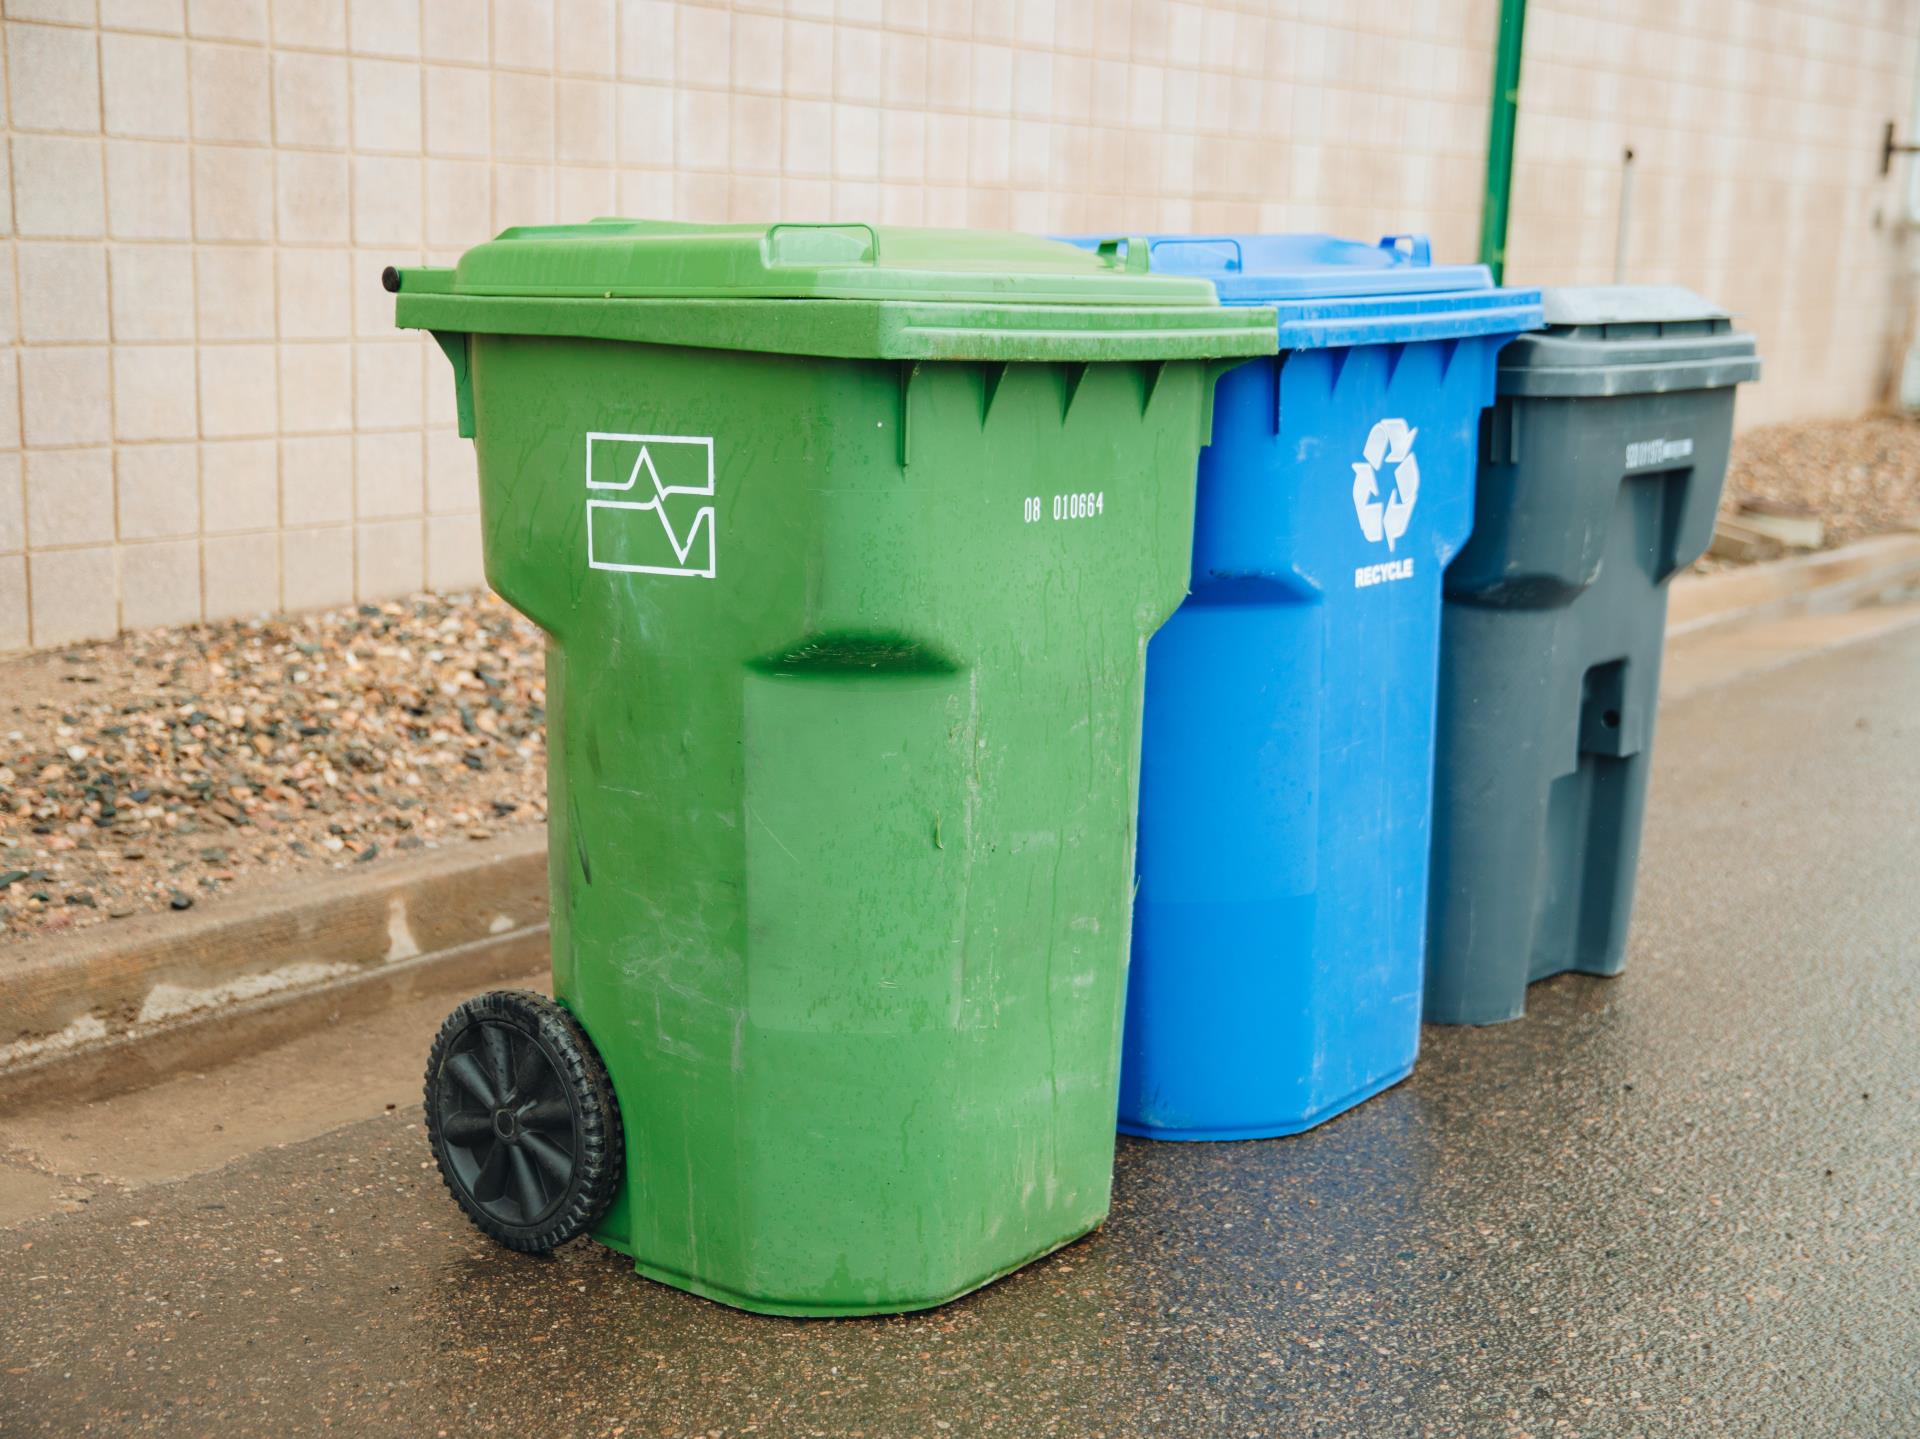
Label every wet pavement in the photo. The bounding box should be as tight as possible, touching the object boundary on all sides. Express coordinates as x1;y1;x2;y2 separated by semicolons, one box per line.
3;619;1919;1438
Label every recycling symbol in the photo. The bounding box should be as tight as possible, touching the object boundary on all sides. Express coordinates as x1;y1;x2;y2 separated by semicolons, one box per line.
1351;418;1419;551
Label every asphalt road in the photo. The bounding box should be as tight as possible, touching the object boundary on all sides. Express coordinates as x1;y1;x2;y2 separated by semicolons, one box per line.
4;619;1918;1438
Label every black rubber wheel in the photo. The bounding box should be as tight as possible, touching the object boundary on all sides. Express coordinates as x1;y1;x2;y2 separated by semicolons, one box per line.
423;989;622;1253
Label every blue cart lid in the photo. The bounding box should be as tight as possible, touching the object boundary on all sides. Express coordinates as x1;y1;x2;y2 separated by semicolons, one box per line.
1057;233;1543;351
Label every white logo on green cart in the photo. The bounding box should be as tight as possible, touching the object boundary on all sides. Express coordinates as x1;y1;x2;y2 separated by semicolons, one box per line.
1351;418;1419;552
585;433;716;579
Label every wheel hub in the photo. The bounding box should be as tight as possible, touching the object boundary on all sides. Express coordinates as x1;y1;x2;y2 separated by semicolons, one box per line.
492;1107;519;1141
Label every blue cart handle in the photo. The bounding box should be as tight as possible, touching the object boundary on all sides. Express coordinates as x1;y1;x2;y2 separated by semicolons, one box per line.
1376;234;1433;266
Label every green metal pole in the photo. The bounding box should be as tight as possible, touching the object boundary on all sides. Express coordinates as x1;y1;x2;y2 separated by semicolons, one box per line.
1479;0;1528;284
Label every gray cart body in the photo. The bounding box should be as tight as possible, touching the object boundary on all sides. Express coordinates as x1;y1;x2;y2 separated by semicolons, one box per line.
1426;287;1761;1025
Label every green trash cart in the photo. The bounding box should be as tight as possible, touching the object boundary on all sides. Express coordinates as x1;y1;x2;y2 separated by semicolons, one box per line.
391;220;1274;1316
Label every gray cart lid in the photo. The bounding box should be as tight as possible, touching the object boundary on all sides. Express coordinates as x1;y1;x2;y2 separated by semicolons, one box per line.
1499;284;1760;398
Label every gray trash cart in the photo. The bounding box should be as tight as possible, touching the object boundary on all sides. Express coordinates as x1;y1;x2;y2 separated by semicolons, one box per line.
1425;286;1761;1025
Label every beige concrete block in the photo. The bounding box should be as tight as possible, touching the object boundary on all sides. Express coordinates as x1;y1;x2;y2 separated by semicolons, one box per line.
425;65;489;157
925;111;966;182
425;159;491;246
967;116;1013;185
12;135;107;237
785;18;831;96
490;163;554;229
29;547;119;647
4;0;96;22
349;0;420;57
190;42;273;144
493;71;556;163
281;522;354;610
880;110;924;182
674;91;730;171
7;21;103;134
276;150;351;244
556;0;612;76
0;353;20;451
114;345;201;441
557;79;614;163
192;147;275;241
729;10;779;92
924;37;968;110
352;57;423;152
423;0;487;64
426;511;483;590
280;434;354;526
833;103;880;178
353;342;423;430
102;32;191;139
277;250;355;339
776;175;829;221
18;245;110;343
833;26;881;105
833;178;879;219
881;32;926;107
187;0;267;43
104;140;192;239
0;246;11;344
116;442;200;539
616;0;672;82
201;531;279;620
0;453;20;554
554;165;613;219
424;427;476;513
355;516;422;599
675;3;726;78
616;81;671;165
120;538;202;628
21;348;111;447
101;0;188;31
201;437;278;532
355;429;423;518
352;155;423;245
877;180;924;226
273;0;346;48
730;93;777;171
26;449;116;548
782;98;830;175
616;166;671;216
0;554;24;651
278;343;354;433
492;0;554;70
198;344;278;438
194;247;276;340
273;51;350;149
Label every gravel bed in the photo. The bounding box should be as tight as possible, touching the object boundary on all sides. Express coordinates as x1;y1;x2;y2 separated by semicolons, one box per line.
1;592;547;945
1720;412;1920;548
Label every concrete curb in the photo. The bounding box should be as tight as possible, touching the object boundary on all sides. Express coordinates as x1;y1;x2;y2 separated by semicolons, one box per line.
1669;532;1920;638
7;533;1916;1107
0;832;547;1108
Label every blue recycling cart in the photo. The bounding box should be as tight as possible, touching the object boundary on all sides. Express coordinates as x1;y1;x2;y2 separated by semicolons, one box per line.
1066;234;1541;1139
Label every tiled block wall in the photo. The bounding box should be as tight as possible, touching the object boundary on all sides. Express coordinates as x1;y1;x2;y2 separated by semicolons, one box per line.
0;0;1909;650
1505;0;1920;429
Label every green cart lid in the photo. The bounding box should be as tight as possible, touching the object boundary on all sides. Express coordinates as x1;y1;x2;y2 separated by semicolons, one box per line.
388;219;1278;364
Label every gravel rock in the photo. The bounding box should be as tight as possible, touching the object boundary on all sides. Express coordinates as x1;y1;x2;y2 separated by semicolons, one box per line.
1;592;547;944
